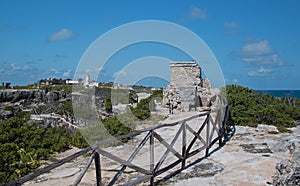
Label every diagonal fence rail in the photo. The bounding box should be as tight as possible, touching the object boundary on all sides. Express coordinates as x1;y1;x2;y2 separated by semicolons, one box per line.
4;96;229;186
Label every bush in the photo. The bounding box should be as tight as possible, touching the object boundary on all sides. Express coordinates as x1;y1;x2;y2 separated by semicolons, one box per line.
0;113;86;183
130;89;163;120
0;88;163;183
103;117;134;142
225;85;298;131
105;95;113;113
131;107;151;120
70;132;89;148
4;105;14;112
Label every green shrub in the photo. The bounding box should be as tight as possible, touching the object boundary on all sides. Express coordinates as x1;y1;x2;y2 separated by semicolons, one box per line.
105;94;113;113
130;89;163;120
0;88;163;183
0;114;84;183
226;85;298;131
4;105;14;112
70;132;89;148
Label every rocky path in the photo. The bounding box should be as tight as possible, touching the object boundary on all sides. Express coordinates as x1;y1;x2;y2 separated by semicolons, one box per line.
25;120;300;186
163;125;300;186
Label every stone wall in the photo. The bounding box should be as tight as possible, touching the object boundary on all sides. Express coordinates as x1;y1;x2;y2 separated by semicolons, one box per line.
163;61;200;112
163;61;215;112
170;62;201;87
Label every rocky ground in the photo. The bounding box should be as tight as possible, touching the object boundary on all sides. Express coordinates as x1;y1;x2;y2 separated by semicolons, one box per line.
0;89;74;122
24;111;300;186
162;124;300;186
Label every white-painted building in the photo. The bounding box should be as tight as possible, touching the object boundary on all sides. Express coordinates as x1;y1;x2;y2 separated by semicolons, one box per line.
66;80;79;85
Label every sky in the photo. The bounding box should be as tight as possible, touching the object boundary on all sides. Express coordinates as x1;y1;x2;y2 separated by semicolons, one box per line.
0;0;299;89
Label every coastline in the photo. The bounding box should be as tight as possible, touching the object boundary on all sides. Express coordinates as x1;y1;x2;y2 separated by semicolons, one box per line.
255;90;300;99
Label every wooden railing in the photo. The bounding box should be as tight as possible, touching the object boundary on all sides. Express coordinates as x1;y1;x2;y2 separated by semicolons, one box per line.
4;96;229;186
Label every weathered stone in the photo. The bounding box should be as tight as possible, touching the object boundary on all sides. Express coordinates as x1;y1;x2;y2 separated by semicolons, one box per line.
0;109;13;119
240;143;272;153
161;159;224;185
0;88;111;121
46;167;81;179
163;61;216;112
273;160;300;185
201;78;211;89
256;124;279;134
169;62;201;87
0;89;71;104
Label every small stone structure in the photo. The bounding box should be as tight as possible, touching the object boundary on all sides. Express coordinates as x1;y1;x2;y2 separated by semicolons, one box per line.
163;61;216;112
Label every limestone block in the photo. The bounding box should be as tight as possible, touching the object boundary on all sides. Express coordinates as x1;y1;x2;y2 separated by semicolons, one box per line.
163;61;216;112
256;124;279;133
200;95;210;107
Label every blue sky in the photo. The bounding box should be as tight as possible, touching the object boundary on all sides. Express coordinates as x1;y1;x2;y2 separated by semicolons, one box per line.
0;0;299;89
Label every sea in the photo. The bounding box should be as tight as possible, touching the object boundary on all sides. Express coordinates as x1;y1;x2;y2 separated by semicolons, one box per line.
255;90;300;99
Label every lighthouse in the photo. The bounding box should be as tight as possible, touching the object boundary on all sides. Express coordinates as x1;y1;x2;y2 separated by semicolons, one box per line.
85;71;90;86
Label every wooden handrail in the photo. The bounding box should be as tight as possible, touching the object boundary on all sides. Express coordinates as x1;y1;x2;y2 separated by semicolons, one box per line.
4;146;93;186
4;100;229;186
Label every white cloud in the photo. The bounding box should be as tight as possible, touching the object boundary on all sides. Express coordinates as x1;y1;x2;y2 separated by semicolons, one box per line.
242;40;272;56
248;66;272;77
51;68;60;74
113;70;127;78
239;40;284;66
63;70;71;77
0;62;76;85
48;28;76;42
233;79;239;84
6;63;34;72
0;63;38;80
190;6;207;19
10;64;20;71
224;21;240;29
224;21;240;35
225;78;239;84
257;66;271;73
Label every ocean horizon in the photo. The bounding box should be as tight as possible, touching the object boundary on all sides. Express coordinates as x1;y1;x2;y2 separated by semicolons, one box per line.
255;90;300;99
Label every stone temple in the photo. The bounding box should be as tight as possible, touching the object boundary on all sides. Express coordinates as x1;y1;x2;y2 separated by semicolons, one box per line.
163;61;216;112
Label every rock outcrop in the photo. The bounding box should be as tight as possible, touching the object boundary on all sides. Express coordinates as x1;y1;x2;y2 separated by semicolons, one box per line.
273;160;300;185
0;88;111;121
0;89;70;104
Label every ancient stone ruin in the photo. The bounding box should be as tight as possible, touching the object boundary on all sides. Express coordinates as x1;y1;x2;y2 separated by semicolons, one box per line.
163;61;216;112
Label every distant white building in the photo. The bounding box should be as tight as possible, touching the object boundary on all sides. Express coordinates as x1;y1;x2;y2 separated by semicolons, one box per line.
85;71;90;86
66;80;79;85
88;81;99;87
151;88;161;91
65;71;99;87
112;83;133;90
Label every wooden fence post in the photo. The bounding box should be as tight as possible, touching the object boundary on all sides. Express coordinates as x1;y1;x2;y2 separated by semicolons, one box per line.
223;105;229;140
5;104;230;186
150;130;154;186
181;122;186;170
94;151;102;186
218;110;223;146
205;114;210;157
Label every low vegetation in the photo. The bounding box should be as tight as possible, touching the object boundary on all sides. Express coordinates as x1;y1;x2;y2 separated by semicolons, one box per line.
2;83;299;184
225;85;300;132
0;89;162;184
131;89;163;119
0;112;88;183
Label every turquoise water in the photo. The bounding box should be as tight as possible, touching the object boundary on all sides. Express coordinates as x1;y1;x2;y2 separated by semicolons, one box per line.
255;90;300;99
